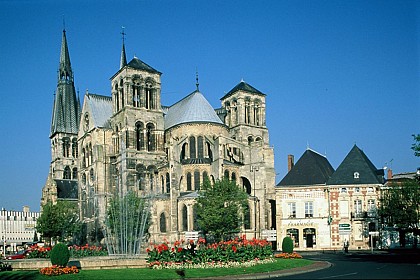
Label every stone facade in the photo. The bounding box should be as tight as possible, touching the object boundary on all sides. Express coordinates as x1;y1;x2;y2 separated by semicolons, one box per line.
42;30;276;245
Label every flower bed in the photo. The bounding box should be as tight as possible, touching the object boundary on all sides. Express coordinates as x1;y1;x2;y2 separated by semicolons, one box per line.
147;235;273;269
39;265;79;276
274;252;302;259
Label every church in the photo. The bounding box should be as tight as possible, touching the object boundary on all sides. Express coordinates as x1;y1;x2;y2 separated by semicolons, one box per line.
41;29;277;244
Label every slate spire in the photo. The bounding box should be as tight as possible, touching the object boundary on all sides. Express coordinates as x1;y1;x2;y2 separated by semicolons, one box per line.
120;27;127;69
58;29;73;82
50;29;80;137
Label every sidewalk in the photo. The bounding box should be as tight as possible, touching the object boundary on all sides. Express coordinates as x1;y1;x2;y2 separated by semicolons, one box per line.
198;260;331;280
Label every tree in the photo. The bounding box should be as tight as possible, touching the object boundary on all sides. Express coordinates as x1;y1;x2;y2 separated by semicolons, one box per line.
195;178;249;242
412;134;420;157
36;201;81;244
379;181;420;247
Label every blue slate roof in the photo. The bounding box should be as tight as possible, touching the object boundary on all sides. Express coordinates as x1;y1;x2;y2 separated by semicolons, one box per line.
277;149;334;186
221;80;265;100
85;93;113;128
126;56;161;74
164;90;224;130
327;145;384;185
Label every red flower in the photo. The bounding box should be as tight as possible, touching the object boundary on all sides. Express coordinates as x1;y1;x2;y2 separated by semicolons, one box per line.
232;245;237;252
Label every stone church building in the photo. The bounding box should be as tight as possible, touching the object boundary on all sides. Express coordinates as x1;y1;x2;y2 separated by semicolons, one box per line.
41;30;276;244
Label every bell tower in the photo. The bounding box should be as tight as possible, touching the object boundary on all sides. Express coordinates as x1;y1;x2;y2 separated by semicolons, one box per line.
42;29;80;206
109;29;166;194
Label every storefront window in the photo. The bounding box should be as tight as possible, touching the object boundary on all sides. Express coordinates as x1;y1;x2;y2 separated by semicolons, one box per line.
286;228;299;247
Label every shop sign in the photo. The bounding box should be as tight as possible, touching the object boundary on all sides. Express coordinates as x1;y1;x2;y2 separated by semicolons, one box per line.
339;223;351;233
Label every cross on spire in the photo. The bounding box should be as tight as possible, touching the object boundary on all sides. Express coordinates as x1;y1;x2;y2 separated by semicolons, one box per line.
121;26;126;43
196;69;199;91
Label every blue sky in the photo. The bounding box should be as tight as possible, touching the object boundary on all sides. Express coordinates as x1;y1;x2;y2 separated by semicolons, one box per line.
0;0;419;212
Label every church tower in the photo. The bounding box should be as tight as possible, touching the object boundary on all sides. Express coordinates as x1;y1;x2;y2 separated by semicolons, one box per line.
109;31;166;195
42;29;80;206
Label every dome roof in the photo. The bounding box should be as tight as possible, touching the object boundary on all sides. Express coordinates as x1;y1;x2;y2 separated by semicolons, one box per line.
164;90;224;130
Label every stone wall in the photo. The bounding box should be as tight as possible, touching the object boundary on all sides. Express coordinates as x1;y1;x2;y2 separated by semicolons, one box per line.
7;256;148;271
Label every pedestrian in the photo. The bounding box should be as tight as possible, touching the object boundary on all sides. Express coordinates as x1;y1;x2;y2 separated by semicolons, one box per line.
344;240;349;253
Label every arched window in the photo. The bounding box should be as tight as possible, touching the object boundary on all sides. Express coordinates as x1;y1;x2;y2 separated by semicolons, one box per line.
182;205;188;231
114;83;119;111
89;143;93;165
135;122;144;151
72;168;78;180
189;136;196;158
161;175;165;193
181;143;187;160
82;173;87;186
194;170;200;190
146;123;155;151
197;136;204;158
206;142;213;160
119;79;124;108
63;166;71;179
136;164;146;190
187;172;192;191
231;172;237;183
81;148;86;167
224;170;229;179
248;136;253;145
160;212;167;233
62;138;70;157
72;138;78;158
90;168;94;183
242;177;251;195
166;172;170;193
145;82;154;109
132;80;141;107
244;205;251;229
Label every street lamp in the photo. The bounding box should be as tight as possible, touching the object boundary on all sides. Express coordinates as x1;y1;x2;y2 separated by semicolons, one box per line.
251;165;259;239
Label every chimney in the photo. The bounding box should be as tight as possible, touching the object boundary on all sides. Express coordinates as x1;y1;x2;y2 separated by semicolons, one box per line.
288;155;294;172
387;169;393;180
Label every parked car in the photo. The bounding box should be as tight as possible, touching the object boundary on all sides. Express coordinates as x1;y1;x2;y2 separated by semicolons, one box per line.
5;249;31;260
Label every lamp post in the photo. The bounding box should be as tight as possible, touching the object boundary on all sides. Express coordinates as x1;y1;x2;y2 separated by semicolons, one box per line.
251;165;259;239
2;209;6;257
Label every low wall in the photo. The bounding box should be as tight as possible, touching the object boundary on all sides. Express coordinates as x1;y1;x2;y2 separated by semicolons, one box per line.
7;255;148;271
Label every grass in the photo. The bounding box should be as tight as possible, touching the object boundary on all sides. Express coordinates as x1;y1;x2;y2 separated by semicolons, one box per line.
0;258;313;280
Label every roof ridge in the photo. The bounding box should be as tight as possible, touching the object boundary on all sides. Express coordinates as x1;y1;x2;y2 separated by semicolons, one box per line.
306;148;327;158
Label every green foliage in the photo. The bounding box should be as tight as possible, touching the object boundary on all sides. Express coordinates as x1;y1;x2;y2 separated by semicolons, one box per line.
0;261;12;272
50;243;70;267
36;201;81;243
412;134;420;157
196;178;249;242
281;236;294;253
379;181;420;234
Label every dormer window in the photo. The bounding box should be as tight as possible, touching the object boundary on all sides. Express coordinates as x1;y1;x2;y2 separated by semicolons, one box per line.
354;172;360;179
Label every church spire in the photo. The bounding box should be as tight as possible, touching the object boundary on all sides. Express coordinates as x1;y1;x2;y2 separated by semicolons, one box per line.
50;29;80;137
58;29;73;82
120;26;127;69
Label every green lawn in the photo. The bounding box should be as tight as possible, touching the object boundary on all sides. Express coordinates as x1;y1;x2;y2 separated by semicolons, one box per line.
0;258;313;280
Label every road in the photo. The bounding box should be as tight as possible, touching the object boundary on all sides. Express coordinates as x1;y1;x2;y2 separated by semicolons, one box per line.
274;250;420;279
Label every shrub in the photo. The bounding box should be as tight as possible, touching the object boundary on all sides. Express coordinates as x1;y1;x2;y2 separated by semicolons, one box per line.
50;243;70;267
281;236;294;253
0;261;12;272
